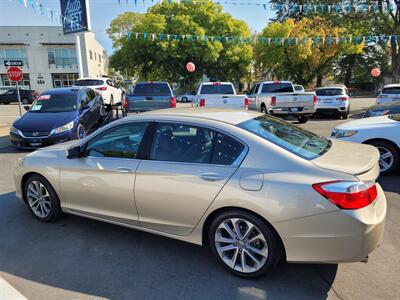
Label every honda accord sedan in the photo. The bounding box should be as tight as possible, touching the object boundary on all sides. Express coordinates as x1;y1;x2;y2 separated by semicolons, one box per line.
14;109;386;277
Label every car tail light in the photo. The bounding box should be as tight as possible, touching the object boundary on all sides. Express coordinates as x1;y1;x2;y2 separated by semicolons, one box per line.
199;98;205;107
244;97;249;109
338;97;349;101
124;96;129;109
170;96;176;108
313;94;317;105
96;86;107;91
312;181;378;210
271;96;276;106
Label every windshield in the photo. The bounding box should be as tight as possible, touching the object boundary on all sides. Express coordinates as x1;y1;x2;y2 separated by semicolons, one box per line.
261;83;293;93
200;84;235;94
74;79;104;86
237;115;331;160
382;87;400;95
132;83;171;96
30;95;77;113
316;88;345;96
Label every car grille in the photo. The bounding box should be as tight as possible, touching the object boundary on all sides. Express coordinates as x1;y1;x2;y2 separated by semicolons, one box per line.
21;131;51;138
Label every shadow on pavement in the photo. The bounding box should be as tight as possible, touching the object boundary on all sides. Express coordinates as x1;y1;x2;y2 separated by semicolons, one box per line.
0;191;338;300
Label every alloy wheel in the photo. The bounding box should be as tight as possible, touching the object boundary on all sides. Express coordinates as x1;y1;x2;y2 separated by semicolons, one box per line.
377;146;394;172
26;181;52;219
214;218;268;273
77;124;86;139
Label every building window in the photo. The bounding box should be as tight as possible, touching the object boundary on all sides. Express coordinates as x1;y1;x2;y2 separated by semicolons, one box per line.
89;50;93;60
48;48;77;68
0;48;28;67
1;74;30;88
52;73;79;88
94;52;97;61
99;55;102;63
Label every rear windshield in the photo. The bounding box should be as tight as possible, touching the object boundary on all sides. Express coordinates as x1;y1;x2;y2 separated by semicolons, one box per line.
200;84;235;94
133;83;171;96
29;95;77;113
74;79;104;86
316;88;345;96
294;85;304;91
261;83;293;93
382;87;400;95
237;115;331;160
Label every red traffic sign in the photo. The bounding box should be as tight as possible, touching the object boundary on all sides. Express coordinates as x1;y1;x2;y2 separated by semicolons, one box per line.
371;68;381;78
186;62;196;73
7;66;23;82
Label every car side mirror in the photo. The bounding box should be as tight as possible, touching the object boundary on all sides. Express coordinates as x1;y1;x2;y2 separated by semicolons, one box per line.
23;105;30;111
67;145;84;159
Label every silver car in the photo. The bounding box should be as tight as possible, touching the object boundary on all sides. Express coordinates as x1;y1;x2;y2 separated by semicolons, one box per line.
14;109;386;278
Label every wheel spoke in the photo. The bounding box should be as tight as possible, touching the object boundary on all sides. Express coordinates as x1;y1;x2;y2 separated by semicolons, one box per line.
230;248;239;268
247;244;268;258
379;159;390;170
28;184;38;196
248;233;265;244
220;221;237;239
215;234;236;244
242;221;255;240
232;219;243;239
240;250;246;271
245;249;261;265
381;152;392;159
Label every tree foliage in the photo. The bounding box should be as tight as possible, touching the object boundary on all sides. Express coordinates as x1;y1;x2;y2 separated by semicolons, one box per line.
254;17;363;86
108;1;253;87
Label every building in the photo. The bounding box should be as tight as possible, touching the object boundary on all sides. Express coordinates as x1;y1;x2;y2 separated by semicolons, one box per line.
0;26;108;93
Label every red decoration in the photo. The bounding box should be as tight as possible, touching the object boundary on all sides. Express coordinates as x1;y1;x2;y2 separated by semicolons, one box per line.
186;62;195;72
7;66;23;82
371;68;381;77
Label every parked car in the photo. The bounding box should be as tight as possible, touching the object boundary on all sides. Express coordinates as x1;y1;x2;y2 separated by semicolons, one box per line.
293;85;305;92
194;82;248;110
315;86;350;119
0;89;38;104
332;114;400;174
363;101;400;118
247;81;316;123
14;109;386;278
73;77;123;106
376;84;400;105
124;81;176;112
10;87;105;149
177;91;196;102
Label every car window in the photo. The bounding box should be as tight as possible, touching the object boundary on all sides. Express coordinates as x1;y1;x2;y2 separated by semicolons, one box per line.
80;90;94;107
106;80;114;87
150;123;244;165
261;83;293;93
30;94;77;113
382;87;400;94
74;79;104;86
86;123;148;159
199;84;235;95
237;115;331;160
316;88;344;96
133;83;171;96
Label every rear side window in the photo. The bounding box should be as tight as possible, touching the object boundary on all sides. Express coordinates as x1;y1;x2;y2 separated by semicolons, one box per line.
200;84;235;95
261;83;293;93
133;83;171;96
316;88;344;96
382;87;400;94
74;79;104;86
150;123;244;165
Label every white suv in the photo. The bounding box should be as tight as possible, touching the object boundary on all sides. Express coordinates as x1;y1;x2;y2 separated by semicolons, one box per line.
74;77;123;106
376;84;400;105
315;86;350;119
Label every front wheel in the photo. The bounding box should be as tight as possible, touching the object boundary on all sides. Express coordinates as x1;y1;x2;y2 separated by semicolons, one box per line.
297;115;309;124
208;210;282;278
77;123;86;140
260;104;267;114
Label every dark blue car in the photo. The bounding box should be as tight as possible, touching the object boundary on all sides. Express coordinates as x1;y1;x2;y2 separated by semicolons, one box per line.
10;87;105;149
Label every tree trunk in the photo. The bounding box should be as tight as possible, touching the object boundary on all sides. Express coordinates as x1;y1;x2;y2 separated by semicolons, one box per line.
390;39;398;83
316;74;323;87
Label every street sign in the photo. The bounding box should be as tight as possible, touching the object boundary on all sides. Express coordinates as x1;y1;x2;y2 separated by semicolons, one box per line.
4;60;23;67
7;67;23;82
60;0;90;35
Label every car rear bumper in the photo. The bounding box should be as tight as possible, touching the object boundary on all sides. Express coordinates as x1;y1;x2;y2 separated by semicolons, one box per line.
273;183;386;263
10;131;76;149
269;106;316;115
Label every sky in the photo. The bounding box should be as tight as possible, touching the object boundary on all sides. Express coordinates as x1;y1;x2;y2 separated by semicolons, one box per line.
0;0;274;54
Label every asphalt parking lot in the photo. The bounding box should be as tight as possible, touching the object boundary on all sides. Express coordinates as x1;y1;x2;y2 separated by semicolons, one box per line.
0;99;399;300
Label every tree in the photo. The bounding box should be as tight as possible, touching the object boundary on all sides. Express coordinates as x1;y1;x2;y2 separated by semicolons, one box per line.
108;1;253;86
254;17;363;86
106;12;143;50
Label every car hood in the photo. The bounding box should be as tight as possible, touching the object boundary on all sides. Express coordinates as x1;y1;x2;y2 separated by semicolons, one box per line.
335;115;396;130
26;140;79;159
312;139;380;176
14;111;77;132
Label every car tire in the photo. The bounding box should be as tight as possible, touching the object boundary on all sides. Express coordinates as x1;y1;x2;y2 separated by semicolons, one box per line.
261;104;267;114
297;116;309;124
77;123;86;140
24;174;63;222
367;140;400;174
208;210;282;278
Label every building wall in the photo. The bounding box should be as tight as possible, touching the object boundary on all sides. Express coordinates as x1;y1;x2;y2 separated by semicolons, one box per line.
0;26;107;93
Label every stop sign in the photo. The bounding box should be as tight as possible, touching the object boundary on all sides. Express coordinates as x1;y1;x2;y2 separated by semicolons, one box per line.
371;68;381;77
186;62;195;73
7;66;23;82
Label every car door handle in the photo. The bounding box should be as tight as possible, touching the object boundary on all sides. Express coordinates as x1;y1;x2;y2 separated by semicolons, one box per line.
117;167;133;173
200;173;224;182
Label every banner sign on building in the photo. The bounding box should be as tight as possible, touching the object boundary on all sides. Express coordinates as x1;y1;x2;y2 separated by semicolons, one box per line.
60;0;89;35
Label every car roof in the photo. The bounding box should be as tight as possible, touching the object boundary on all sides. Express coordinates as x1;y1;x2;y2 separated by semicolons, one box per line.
316;86;345;90
41;87;83;96
131;108;262;125
383;84;400;88
135;81;170;84
77;78;106;81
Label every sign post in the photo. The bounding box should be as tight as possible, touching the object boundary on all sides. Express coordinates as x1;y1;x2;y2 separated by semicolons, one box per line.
7;66;24;116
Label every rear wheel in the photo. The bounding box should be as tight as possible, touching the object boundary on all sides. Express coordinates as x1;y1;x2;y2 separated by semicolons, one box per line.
367;141;399;174
261;104;267;114
208;210;282;278
297;115;309;124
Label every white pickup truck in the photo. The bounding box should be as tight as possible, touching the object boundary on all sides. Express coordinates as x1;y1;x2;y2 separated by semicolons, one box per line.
194;82;248;110
247;81;316;123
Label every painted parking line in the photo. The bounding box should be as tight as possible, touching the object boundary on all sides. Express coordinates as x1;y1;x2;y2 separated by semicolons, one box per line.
0;278;27;300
